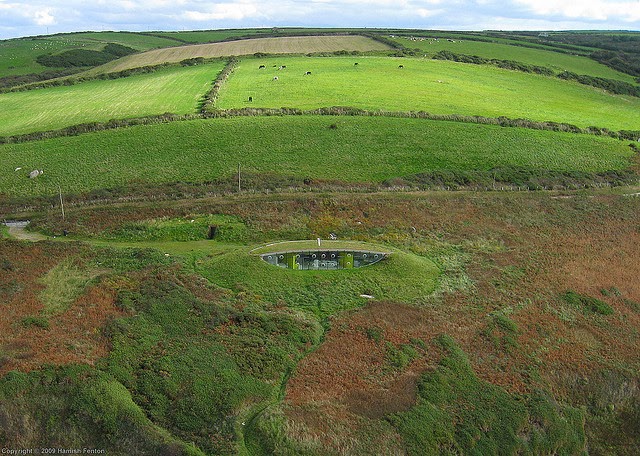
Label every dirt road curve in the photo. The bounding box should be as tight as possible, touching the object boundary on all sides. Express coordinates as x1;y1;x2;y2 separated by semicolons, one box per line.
4;221;47;241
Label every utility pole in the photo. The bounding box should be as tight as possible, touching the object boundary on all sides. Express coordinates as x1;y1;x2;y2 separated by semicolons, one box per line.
58;184;65;221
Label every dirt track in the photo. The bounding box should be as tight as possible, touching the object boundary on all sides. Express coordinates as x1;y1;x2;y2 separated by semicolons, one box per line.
5;222;47;241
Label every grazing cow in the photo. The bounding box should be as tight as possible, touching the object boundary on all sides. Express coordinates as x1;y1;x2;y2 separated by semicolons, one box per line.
282;65;286;69
248;96;253;102
354;62;359;66
305;71;311;75
398;65;404;68
273;76;278;80
259;65;265;69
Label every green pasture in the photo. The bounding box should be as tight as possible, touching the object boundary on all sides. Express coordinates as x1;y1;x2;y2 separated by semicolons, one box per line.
0;32;177;78
217;56;640;130
0;36;94;77
393;36;637;83
0;62;224;136
0;116;633;197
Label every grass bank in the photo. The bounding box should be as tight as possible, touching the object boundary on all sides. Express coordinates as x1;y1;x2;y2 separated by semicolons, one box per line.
0;116;634;197
217;56;640;130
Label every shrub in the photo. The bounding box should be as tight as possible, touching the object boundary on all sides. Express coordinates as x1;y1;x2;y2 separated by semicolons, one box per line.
562;291;614;315
557;70;640;97
364;326;383;343
36;43;137;69
36;49;115;68
102;43;137;58
180;57;205;66
390;334;586;455
21;316;50;329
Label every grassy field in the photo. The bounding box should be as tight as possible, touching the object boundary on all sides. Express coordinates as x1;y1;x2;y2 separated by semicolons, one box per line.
0;62;224;136
0;116;633;197
217;56;640;130
394;36;638;83
0;32;179;78
86;36;391;75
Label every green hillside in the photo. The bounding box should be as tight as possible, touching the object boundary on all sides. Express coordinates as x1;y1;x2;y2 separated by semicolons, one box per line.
217;56;640;131
84;36;390;75
0;32;179;78
0;29;639;456
0;62;223;136
394;36;638;83
0;116;633;197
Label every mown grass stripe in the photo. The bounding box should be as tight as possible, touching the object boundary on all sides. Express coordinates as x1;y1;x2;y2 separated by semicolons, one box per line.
0;62;225;136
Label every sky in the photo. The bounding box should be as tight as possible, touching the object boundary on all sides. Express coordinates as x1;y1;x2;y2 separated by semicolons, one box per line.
1;0;639;40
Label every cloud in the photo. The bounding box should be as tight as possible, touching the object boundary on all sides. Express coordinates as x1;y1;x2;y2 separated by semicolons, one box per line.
513;0;640;23
182;3;260;21
415;8;446;18
0;0;638;40
0;3;57;28
34;8;56;26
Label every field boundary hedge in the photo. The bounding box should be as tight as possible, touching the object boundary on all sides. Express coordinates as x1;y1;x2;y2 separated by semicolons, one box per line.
432;50;640;97
199;58;237;113
1;106;639;145
2;167;637;216
204;106;640;141
1;57;227;93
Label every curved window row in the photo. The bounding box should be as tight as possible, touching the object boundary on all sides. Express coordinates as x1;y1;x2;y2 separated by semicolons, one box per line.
261;250;386;270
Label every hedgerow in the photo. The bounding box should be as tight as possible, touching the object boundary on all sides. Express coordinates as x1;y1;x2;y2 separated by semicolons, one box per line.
1;106;639;146
433;50;640;98
433;50;554;76
200;58;237;113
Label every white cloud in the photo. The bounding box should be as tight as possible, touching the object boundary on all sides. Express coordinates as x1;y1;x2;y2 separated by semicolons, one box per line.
513;0;640;23
0;3;56;27
183;3;260;21
416;8;445;18
34;8;56;26
0;0;638;40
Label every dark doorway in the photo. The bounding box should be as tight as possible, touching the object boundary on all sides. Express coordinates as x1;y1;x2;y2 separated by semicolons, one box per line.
207;225;218;239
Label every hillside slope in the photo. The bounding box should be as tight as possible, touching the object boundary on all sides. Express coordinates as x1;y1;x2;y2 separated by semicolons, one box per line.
84;35;391;75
